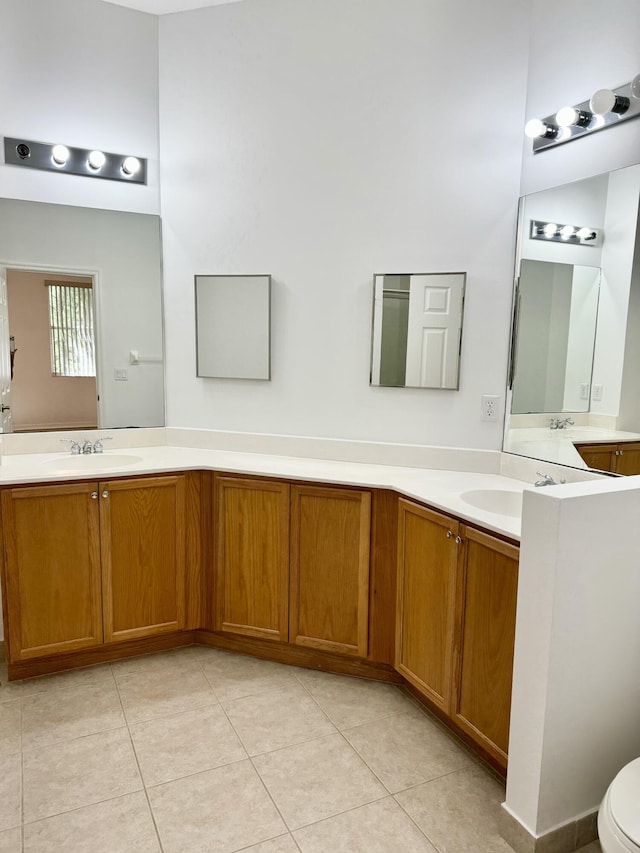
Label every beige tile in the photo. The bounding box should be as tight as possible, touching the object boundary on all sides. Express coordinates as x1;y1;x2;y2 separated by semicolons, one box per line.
148;759;286;853
0;753;21;831
199;649;298;702
0;663;28;701
23;791;160;853
242;837;299;853
396;765;512;853
18;663;114;697
116;661;217;724
299;671;418;729
23;727;142;822
110;646;196;680
0;828;21;853
21;680;125;750
253;733;386;830
575;813;598;849
294;797;437;852
343;710;473;793
223;683;336;755
577;843;601;853
130;704;246;786
0;701;20;756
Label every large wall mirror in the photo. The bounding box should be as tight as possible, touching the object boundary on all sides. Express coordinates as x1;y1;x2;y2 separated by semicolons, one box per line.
370;272;465;389
0;199;164;433
504;163;640;473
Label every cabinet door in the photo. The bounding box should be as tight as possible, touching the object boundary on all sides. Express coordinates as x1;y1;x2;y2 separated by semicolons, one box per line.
395;500;458;713
101;475;186;643
451;526;519;767
575;443;615;472
290;485;370;657
1;483;102;661
613;443;640;475
215;476;290;642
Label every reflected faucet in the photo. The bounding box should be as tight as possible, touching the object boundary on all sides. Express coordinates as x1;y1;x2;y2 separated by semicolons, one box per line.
535;471;566;487
549;417;575;430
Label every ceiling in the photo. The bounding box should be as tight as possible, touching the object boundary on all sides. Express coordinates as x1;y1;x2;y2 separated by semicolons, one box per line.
100;0;244;14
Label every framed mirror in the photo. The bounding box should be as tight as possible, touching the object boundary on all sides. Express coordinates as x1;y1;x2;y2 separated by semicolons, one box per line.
504;163;640;473
0;198;164;433
195;274;271;380
370;272;465;389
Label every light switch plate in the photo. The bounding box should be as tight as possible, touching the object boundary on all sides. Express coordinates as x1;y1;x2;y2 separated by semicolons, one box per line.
114;368;128;381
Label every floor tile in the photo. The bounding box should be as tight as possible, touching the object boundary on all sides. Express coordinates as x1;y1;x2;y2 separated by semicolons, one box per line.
578;844;601;853
223;683;336;756
0;828;21;853
395;765;512;853
148;759;286;853
199;649;298;702
0;753;21;831
0;701;20;757
17;663;114;697
23;791;160;852
21;680;125;750
130;704;246;786
294;797;437;852
241;836;300;853
253;733;386;830
23;727;142;822
343;709;473;793
116;661;217;724
111;646;196;680
299;672;418;729
0;663;29;701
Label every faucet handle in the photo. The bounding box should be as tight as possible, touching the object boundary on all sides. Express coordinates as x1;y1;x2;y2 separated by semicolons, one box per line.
60;439;81;455
82;439;94;455
93;436;113;454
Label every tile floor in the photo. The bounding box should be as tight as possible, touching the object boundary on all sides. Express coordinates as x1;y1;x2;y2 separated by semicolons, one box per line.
0;646;603;853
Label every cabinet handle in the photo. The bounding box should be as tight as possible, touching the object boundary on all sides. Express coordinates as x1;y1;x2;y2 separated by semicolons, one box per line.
102;490;109;498
90;491;98;500
619;450;624;455
455;535;463;545
446;530;453;538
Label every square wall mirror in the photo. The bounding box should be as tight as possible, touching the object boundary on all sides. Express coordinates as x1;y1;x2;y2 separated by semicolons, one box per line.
370;272;466;389
195;274;271;380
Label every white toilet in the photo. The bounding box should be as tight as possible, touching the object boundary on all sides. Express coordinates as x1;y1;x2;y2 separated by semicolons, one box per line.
598;757;640;852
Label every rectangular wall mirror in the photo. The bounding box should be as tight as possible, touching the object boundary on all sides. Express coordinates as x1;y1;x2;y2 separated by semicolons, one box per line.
504;162;640;473
370;272;465;389
195;274;271;380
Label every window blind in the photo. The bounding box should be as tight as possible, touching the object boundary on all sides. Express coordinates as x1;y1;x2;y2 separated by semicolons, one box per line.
47;281;96;377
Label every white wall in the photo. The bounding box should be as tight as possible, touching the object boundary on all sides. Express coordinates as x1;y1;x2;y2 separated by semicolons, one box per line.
159;0;530;448
0;0;160;215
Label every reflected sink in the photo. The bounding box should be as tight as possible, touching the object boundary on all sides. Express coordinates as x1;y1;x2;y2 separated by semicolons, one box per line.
460;489;523;518
42;454;143;472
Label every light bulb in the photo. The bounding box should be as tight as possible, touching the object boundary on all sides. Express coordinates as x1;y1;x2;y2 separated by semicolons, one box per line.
631;73;640;100
87;150;106;171
525;118;548;138
560;225;575;240
577;227;596;241
590;88;630;115
543;223;558;238
556;107;578;127
121;156;140;176
51;145;69;166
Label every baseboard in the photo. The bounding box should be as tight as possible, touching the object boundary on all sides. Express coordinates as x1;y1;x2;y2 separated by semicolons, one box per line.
499;804;599;853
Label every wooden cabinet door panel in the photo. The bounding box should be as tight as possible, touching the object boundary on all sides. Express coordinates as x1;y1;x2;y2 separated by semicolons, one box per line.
290;485;370;657
395;500;458;713
575;443;615;472
452;526;519;765
614;443;640;475
2;483;102;661
101;475;186;643
215;476;290;642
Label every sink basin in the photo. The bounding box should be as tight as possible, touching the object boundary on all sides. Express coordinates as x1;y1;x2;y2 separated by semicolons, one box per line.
42;454;143;472
460;489;523;518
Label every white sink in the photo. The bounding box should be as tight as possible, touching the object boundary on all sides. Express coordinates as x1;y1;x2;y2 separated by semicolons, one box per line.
460;489;523;518
42;454;143;472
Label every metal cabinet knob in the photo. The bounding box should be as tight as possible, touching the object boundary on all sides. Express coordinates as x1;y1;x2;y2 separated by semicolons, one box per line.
455;535;463;545
446;530;453;538
102;490;109;498
90;491;98;500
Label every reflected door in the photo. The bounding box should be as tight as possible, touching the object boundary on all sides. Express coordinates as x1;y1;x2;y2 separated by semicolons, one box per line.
405;273;464;388
0;267;13;433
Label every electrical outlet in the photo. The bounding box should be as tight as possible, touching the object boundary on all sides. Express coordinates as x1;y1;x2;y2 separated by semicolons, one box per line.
579;383;590;400
481;395;501;422
114;368;128;381
592;384;603;401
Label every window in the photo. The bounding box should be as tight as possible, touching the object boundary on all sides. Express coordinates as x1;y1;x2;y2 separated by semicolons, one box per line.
47;281;96;377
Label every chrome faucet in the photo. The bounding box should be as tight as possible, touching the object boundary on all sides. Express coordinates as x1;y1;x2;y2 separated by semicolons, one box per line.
93;437;113;454
535;471;566;487
60;439;81;455
60;436;113;455
82;439;94;455
549;417;575;430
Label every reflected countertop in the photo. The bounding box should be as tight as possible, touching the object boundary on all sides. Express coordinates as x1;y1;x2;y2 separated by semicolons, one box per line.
504;426;640;468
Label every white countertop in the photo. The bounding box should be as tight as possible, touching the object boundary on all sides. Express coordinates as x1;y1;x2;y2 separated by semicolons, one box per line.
0;444;529;541
504;426;640;468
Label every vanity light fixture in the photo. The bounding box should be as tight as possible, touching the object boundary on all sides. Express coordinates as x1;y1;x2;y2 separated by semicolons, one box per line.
3;137;147;184
530;220;600;246
525;72;640;152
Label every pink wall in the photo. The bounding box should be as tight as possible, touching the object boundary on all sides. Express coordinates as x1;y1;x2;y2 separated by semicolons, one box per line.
7;270;98;431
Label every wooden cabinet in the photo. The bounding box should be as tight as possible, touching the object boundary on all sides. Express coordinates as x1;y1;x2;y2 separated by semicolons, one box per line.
2;474;186;662
396;498;519;768
575;441;640;474
213;475;371;656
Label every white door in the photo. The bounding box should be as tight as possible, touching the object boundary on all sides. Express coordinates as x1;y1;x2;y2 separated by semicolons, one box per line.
0;268;13;433
405;273;465;388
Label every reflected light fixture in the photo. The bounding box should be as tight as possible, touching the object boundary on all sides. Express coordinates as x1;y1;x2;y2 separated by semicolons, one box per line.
3;137;147;184
531;220;600;246
525;72;640;152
